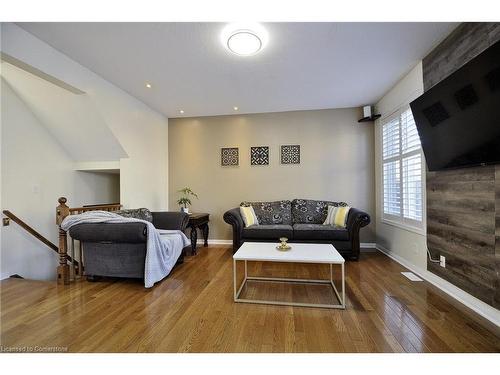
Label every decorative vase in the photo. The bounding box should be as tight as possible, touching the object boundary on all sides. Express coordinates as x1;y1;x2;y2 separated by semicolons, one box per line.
181;207;189;214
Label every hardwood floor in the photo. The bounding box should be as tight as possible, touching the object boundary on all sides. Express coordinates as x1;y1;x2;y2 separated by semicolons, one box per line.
1;246;499;352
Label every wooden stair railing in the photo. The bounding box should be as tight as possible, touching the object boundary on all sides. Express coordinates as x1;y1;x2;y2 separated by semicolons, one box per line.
2;198;121;286
56;197;121;285
2;209;80;270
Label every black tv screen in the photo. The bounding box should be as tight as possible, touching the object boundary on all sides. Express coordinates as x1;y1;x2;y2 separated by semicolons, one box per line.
410;40;500;171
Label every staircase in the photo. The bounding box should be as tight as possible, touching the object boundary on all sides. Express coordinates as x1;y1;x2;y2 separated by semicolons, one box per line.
2;197;121;285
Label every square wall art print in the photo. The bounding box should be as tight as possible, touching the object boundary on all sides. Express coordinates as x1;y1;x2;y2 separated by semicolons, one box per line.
250;146;269;165
221;147;239;166
281;145;300;164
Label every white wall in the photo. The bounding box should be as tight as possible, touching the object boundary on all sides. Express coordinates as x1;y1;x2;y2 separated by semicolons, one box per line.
1;23;169;210
374;62;427;269
1;61;128;163
1;79;120;280
1;23;169;280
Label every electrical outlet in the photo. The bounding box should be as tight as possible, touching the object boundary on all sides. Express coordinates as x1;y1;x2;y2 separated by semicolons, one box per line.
440;255;446;268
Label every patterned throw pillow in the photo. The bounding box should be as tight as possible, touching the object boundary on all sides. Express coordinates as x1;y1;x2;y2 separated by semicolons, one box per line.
291;199;348;224
240;206;259;227
116;208;153;223
240;200;292;225
323;205;351;228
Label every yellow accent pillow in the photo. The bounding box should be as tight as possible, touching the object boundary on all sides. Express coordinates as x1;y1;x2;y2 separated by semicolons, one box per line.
323;205;351;227
240;206;259;227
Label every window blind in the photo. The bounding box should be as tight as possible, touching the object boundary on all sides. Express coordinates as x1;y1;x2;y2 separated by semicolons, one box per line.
381;106;424;229
401;108;420;154
402;154;422;221
383;160;401;215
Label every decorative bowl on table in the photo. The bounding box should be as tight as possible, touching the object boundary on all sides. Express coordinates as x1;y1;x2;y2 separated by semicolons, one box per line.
276;237;291;251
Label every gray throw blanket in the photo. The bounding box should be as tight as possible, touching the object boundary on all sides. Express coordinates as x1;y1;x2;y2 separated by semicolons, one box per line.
61;210;190;288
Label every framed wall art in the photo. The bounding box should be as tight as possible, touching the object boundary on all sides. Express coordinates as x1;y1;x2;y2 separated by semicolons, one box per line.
250;146;269;166
280;145;300;164
221;147;239;166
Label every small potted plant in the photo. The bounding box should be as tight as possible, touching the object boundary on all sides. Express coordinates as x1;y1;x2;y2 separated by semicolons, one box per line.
177;187;198;214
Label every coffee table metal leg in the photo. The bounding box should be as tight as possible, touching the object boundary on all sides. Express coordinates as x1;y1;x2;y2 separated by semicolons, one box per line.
342;262;345;308
233;259;247;301
233;259;237;301
329;262;345;308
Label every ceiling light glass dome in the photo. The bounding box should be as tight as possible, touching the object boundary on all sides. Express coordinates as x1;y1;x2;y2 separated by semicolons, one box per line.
221;23;268;56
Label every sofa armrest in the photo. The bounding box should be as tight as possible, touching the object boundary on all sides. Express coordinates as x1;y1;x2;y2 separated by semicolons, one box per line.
345;208;371;260
223;207;244;252
68;222;148;243
346;208;371;231
152;211;189;231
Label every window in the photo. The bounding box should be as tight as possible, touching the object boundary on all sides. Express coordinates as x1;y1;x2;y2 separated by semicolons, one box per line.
382;107;424;230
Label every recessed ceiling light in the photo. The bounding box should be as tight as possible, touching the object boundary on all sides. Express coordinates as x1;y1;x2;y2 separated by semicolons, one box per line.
146;83;152;88
179;110;184;114
221;23;268;56
233;106;239;111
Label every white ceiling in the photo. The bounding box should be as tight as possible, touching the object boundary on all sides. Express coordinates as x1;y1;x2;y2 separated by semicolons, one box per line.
17;22;457;118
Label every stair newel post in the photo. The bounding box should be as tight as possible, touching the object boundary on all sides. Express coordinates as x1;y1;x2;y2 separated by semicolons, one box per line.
56;197;70;285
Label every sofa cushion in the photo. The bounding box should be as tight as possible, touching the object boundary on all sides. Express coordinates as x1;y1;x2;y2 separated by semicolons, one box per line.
116;208;153;223
292;223;349;241
291;199;348;224
240;200;292;225
242;224;293;240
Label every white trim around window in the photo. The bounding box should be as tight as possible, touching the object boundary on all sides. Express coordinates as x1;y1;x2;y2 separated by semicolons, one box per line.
380;106;426;235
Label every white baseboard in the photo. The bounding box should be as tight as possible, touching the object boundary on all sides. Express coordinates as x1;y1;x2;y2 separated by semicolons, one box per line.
376;244;500;328
196;239;232;245
360;242;377;252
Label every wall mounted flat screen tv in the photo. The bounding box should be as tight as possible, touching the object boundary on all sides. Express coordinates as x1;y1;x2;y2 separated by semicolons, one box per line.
410;40;500;171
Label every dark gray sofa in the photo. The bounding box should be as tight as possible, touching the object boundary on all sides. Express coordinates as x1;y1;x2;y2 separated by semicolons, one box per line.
69;210;189;280
223;199;370;260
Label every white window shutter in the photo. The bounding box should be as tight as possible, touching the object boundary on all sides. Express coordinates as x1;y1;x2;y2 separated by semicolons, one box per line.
401;108;420;154
383;160;401;216
381;107;424;228
383;117;400;160
402;154;422;221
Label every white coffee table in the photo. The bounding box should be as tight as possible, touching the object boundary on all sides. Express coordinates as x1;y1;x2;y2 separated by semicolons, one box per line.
233;242;345;309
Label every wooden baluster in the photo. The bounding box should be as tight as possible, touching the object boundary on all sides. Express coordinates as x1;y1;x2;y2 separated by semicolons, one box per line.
57;228;70;285
56;197;70;285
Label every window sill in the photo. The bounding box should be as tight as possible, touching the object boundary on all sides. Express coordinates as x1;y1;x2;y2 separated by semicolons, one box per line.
381;218;426;236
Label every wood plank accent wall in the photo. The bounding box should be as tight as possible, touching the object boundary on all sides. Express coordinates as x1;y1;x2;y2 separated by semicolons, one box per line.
495;167;500;307
423;23;500;309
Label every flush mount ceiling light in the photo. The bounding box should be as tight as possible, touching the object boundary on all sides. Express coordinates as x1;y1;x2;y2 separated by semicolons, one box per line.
221;23;268;56
145;83;152;88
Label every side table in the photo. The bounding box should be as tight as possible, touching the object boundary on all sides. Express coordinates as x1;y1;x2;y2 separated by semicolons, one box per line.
187;213;210;255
